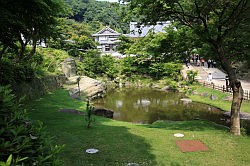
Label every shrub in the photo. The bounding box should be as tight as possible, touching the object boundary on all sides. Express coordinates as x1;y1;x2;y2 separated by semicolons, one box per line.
0;59;35;86
100;55;119;80
35;48;69;74
0;86;62;165
78;50;102;78
187;70;198;84
119;56;137;77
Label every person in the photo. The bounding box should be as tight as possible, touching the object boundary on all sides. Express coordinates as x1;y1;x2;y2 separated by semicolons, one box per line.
207;59;212;68
201;58;205;66
225;75;230;92
212;60;216;68
184;58;189;68
197;59;201;66
207;73;213;82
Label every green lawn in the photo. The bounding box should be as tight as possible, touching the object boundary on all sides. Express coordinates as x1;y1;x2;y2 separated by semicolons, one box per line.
28;89;250;166
187;85;250;113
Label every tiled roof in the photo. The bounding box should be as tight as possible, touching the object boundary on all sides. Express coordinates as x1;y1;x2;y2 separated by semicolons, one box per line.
127;21;171;37
92;26;120;36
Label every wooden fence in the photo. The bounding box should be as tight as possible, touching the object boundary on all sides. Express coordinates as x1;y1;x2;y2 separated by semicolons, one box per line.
201;81;250;100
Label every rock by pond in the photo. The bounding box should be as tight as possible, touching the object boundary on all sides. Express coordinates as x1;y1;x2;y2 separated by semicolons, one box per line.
93;108;114;119
68;76;106;100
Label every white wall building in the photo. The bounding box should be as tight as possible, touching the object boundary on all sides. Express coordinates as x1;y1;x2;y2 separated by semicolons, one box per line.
92;26;120;53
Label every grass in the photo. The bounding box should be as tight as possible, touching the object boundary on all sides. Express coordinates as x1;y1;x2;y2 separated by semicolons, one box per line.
28;89;250;166
187;85;250;113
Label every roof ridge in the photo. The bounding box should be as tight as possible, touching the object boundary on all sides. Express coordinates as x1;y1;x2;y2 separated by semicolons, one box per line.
94;26;119;35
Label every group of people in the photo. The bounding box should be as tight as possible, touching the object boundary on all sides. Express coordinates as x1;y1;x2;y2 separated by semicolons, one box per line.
207;59;216;68
184;55;216;69
183;55;217;82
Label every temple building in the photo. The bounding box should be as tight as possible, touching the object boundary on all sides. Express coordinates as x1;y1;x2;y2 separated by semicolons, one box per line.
92;26;120;53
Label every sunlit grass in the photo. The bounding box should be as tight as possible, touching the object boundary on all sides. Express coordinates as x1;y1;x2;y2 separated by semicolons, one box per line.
28;89;250;166
187;85;250;113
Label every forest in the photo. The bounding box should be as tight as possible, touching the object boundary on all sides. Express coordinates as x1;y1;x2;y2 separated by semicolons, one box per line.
0;0;250;165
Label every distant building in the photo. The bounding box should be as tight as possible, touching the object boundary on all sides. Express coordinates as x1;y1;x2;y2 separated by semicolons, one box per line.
127;21;171;38
92;26;120;53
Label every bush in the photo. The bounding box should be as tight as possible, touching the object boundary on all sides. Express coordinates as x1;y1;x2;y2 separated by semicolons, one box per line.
187;70;198;84
35;48;69;74
101;55;119;80
78;50;102;78
0;86;62;165
148;62;182;80
119;56;137;77
0;59;35;86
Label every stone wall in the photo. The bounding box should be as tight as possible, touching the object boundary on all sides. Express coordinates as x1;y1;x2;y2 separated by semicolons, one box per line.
12;74;66;100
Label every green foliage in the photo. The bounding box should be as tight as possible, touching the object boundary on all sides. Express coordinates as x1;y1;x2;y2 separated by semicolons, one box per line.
48;19;96;57
0;86;62;165
77;53;119;79
163;62;182;80
77;50;102;78
35;48;69;74
0;59;35;86
101;55;119;80
64;0;129;33
124;26;199;62
148;62;182;80
85;100;95;128
164;78;178;90
0;0;67;61
148;62;165;79
186;70;198;84
119;56;137;77
0;154;28;166
116;35;135;54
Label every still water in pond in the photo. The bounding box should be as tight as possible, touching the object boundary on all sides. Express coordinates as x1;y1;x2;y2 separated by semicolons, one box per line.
93;88;227;125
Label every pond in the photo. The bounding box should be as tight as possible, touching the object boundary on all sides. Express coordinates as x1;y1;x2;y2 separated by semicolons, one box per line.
93;88;227;126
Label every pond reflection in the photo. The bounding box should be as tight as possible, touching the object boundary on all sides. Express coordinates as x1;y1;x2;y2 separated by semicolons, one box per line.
93;88;226;125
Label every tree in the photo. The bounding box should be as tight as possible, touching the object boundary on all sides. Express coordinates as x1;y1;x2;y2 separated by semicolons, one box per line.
0;0;66;61
48;19;96;57
129;0;250;135
64;0;129;33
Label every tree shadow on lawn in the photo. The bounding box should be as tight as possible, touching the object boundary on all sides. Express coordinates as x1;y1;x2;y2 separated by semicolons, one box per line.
147;120;229;132
46;116;158;166
61;119;158;166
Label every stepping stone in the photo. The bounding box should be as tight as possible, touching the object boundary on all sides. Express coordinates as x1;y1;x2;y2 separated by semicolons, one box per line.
85;148;99;154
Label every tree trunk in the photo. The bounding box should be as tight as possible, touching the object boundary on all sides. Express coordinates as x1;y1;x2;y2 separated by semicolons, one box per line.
230;80;243;135
213;43;243;135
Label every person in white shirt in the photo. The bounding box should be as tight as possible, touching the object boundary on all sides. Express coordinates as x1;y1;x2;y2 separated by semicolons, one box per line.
207;73;213;82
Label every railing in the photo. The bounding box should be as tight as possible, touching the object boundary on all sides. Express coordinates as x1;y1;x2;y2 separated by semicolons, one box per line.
201;81;250;100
